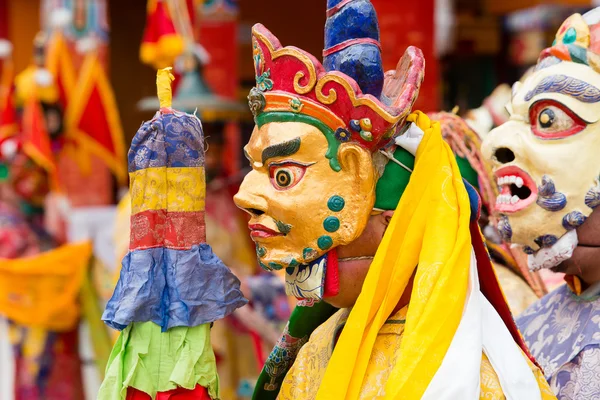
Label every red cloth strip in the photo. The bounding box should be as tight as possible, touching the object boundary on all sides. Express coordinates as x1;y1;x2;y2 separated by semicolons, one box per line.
130;209;206;250
322;37;382;57
323;248;340;298
126;385;211;400
250;330;266;370
470;221;541;370
326;0;356;17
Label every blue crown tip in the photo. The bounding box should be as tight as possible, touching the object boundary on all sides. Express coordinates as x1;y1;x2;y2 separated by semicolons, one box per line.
324;0;383;98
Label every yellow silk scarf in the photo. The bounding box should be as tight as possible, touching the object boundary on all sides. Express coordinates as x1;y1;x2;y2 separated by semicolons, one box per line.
0;242;92;331
316;111;472;399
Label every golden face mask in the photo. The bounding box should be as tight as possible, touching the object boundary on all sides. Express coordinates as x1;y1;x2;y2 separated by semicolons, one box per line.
235;121;376;297
482;11;600;257
235;20;424;299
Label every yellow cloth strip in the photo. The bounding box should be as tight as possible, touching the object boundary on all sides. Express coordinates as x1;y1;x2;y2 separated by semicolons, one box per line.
130;166;206;213
317;111;472;399
157;67;175;108
0;242;92;331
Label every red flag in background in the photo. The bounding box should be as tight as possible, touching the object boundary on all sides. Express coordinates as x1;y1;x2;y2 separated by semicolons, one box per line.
0;57;17;141
140;0;185;70
21;93;58;188
199;2;241;176
371;0;439;112
65;53;126;185
45;31;76;110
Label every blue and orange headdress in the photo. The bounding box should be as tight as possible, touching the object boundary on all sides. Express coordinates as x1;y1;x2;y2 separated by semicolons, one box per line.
248;0;425;170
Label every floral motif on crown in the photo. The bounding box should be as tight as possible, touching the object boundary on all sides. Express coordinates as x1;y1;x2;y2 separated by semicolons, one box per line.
247;23;424;153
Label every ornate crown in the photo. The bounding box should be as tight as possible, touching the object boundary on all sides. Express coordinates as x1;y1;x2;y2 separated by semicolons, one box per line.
248;22;424;157
539;9;600;70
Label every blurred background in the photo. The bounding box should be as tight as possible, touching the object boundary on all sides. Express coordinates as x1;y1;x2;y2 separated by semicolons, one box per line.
0;0;597;399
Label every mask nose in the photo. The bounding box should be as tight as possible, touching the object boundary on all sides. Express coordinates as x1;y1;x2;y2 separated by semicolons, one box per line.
234;192;267;217
245;206;265;216
493;147;516;164
481;120;524;167
233;172;268;217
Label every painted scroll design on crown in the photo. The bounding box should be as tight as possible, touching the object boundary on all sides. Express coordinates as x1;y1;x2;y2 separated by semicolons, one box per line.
252;26;405;125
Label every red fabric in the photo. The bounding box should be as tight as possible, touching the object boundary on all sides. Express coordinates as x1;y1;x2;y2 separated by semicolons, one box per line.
56;70;70;111
186;0;197;28
129;210;206;250
1;88;16;126
0;0;8;39
371;0;438;112
14;329;84;400
142;1;178;46
48;36;74;110
198;16;240;175
250;330;266;369
0;84;17;138
323;248;340;298
77;85;115;154
471;221;541;370
70;54;126;185
126;385;211;400
200;20;238;99
22;96;56;175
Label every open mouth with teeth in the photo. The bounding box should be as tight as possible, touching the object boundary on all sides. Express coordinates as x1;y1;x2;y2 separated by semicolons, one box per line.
495;166;538;213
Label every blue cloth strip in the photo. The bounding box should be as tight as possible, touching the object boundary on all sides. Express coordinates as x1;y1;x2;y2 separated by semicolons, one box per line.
102;243;248;331
128;112;205;172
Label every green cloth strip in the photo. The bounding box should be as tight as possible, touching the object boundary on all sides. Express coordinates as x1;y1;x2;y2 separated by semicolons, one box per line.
98;322;219;400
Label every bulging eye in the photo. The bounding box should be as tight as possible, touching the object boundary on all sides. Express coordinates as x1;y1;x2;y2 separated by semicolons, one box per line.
538;108;555;128
529;100;585;139
269;162;308;190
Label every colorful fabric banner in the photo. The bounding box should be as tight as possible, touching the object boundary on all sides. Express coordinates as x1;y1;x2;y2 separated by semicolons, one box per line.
21;94;59;188
45;31;76;109
65;53;127;185
0;58;17;141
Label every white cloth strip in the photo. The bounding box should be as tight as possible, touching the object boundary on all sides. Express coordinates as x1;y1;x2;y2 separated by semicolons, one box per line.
422;249;482;399
394;122;424;156
0;318;15;400
423;247;542;399
481;294;541;400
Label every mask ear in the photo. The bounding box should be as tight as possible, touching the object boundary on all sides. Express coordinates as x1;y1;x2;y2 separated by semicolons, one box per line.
338;143;376;196
383;210;394;226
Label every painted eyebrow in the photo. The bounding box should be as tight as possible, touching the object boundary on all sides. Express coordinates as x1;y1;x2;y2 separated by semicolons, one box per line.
524;75;600;103
261;137;301;164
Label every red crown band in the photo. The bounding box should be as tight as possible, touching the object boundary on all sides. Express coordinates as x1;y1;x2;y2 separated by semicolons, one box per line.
249;24;425;152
